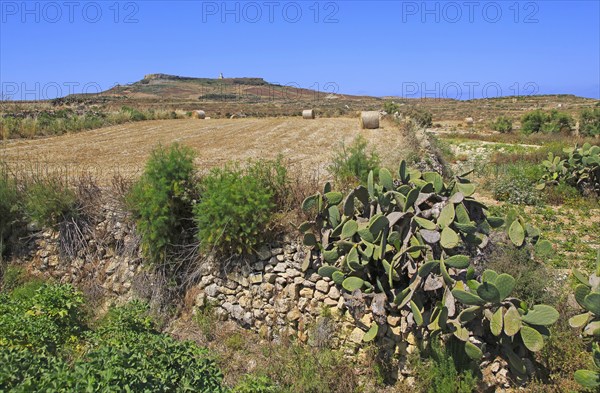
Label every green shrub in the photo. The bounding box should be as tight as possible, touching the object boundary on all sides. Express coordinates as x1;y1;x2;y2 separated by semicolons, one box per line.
407;107;433;127
412;339;479;393
542;182;580;205
194;301;218;341
121;106;147;121
64;330;224;392
257;341;357;392
0;168;20;256
493;176;540;205
383;101;400;115
328;135;380;186
128;144;197;265
0;283;84;355
0;117;21;139
382;102;433;127
1;265;28;292
244;156;290;211
485;246;553;307
23;176;78;228
195;165;275;255
97;300;154;334
521;110;573;134
579;108;600;137
490;116;513;133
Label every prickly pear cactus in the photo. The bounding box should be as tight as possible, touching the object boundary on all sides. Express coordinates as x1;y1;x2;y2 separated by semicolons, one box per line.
299;160;559;374
574;343;600;389
504;209;553;255
570;251;600;389
569;251;600;337
538;143;600;195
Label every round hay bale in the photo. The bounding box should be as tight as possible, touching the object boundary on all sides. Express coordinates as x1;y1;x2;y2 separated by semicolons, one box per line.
464;117;474;125
360;111;380;129
192;110;206;119
302;109;315;119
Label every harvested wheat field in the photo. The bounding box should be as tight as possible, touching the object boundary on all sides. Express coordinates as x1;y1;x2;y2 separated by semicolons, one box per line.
0;117;413;182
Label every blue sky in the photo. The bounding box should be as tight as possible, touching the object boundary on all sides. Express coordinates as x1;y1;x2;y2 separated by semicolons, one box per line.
1;0;599;100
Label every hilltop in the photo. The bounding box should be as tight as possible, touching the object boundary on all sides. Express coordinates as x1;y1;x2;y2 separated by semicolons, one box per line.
94;73;373;103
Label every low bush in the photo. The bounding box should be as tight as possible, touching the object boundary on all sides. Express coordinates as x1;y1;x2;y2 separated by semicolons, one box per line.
0;167;21;257
79;302;225;392
408;108;433;127
579;107;600;137
328;135;380;186
490;116;513;133
127;143;197;266
23;176;78;228
383;101;400;115
484;246;553;307
489;161;543;205
195;165;275;255
0;283;85;355
382;102;433;127
121;105;147;121
412;339;479;393
493;176;541;205
257;341;357;393
0;106;185;140
244;156;290;211
532;300;594;391
1;265;28;292
521;110;573;135
542;182;581;205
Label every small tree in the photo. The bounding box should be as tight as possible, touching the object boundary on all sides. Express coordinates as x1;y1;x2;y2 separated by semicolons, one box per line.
521;110;573;134
579;108;600;137
127;144;197;266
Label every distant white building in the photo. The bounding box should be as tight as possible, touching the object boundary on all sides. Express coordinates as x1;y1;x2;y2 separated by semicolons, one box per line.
219;73;224;79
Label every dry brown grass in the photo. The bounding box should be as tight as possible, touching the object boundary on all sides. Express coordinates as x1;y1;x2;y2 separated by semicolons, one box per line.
0;117;412;184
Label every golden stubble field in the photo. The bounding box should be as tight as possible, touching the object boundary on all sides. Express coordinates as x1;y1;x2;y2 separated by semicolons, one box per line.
0;117;413;182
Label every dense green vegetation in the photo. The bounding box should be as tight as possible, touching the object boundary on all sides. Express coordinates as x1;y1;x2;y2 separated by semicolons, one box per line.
195;165;276;255
579;107;600;137
521;109;573;134
127;144;198;266
0;282;225;391
489;116;513;133
0;169;20;257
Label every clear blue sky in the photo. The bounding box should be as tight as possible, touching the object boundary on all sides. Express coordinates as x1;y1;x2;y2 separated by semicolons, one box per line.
1;0;599;100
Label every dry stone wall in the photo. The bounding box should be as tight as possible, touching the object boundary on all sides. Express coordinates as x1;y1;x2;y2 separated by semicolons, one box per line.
20;204;513;390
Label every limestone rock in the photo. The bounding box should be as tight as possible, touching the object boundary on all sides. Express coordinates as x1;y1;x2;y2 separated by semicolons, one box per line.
256;245;271;260
315;280;329;293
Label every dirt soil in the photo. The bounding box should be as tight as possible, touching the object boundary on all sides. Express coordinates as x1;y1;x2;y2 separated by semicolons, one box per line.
0;117;412;182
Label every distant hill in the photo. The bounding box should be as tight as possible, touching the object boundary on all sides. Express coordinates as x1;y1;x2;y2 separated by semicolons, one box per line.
94;73;373;103
9;74;597;121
